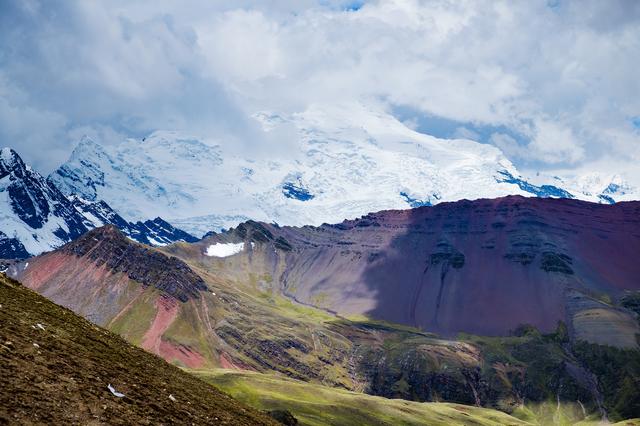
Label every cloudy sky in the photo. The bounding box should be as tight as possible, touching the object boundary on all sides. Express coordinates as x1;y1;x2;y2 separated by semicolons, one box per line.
0;0;639;179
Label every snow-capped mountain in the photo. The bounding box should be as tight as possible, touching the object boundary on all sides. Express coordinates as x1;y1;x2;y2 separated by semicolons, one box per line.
0;148;197;259
49;103;637;236
526;172;637;205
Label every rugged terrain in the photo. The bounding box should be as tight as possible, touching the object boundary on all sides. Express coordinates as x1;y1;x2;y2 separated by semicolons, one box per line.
0;273;277;425
9;197;640;422
8;269;620;426
0;147;196;259
49;104;633;237
192;196;640;344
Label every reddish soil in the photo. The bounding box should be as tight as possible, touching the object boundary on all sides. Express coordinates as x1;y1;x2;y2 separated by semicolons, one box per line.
15;252;138;327
141;297;205;368
141;297;179;354
18;251;68;290
158;340;205;369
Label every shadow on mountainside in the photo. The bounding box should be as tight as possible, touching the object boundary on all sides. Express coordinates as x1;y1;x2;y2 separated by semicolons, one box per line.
359;196;640;337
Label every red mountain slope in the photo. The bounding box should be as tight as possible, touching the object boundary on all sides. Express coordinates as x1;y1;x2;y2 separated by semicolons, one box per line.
192;196;640;347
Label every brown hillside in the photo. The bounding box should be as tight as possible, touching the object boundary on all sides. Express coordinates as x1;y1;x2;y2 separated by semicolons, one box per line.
0;273;277;425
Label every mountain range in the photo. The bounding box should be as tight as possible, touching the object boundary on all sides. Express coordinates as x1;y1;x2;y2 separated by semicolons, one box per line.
0;147;196;259
7;196;640;423
3;104;635;259
2;105;640;424
49;104;636;236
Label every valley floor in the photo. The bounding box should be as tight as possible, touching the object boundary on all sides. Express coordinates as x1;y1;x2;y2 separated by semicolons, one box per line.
191;369;640;426
192;368;529;426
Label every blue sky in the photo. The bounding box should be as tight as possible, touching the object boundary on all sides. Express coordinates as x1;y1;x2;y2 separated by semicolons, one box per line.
0;0;638;179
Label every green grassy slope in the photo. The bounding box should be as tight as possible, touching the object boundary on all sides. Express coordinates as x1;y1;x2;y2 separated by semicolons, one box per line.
11;229;640;423
192;369;532;426
0;274;277;426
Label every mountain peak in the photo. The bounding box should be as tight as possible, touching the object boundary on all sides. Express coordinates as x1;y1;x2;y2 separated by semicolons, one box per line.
83;224;125;241
1;146;15;162
70;136;108;159
60;225;207;302
0;147;25;174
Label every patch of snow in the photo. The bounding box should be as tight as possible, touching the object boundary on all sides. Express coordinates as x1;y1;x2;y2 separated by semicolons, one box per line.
205;242;245;258
108;384;125;398
33;343;39;348
169;394;176;402
23;262;28;270
0;147;14;165
35;323;45;330
80;211;104;228
146;236;167;247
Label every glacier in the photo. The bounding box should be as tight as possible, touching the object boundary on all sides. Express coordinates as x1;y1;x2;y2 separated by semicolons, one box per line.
49;102;637;237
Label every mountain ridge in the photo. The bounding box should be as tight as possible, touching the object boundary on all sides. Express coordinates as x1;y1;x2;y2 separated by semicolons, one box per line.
194;195;640;346
48;103;636;237
9;197;640;421
0;147;197;259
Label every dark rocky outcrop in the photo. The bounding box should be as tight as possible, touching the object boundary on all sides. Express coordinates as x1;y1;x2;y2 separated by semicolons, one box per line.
62;226;206;302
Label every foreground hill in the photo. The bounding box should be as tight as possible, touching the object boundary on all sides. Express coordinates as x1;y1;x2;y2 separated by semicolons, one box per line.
0;273;277;425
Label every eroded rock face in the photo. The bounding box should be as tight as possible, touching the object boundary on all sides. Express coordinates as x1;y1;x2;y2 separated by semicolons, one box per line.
202;196;640;345
12;225;206;306
60;226;207;302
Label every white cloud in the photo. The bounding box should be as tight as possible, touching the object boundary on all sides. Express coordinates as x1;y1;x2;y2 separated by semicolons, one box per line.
489;133;527;160
530;120;584;164
199;10;283;83
453;127;480;141
0;0;638;177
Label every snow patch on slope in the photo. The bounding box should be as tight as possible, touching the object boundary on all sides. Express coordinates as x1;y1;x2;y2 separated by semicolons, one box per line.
205;242;245;257
1;147;15;164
